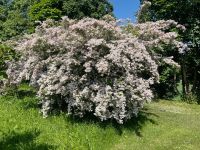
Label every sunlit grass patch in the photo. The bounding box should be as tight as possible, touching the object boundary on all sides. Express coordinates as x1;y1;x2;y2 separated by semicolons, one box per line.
0;96;200;150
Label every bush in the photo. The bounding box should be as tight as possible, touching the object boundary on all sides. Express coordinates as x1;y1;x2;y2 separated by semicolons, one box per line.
6;16;161;123
0;43;17;93
0;44;14;76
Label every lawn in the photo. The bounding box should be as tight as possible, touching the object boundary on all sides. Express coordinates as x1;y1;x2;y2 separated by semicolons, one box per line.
0;96;200;150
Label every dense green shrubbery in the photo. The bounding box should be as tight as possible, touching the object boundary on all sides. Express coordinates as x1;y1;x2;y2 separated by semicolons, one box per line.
0;43;18;94
153;64;180;99
0;43;16;79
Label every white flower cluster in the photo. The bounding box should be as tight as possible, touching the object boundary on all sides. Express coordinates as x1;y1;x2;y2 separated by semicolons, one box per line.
124;19;187;68
6;16;160;123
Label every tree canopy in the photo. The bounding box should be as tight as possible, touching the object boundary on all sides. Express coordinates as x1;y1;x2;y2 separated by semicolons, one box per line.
0;0;113;40
140;0;200;101
29;0;113;21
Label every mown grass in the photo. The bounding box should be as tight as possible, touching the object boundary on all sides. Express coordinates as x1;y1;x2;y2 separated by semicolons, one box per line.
0;96;200;150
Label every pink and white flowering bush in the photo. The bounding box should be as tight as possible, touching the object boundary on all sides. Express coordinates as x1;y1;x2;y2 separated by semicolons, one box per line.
6;15;185;123
123;19;187;68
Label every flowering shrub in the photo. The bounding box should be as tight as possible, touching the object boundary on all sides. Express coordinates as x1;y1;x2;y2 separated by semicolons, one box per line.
5;15;185;123
124;19;187;59
123;13;187;98
5;16;159;123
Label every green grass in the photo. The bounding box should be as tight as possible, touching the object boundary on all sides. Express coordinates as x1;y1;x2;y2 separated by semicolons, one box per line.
0;96;200;150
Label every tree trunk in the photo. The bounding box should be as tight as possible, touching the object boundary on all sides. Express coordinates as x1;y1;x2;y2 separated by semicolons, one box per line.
181;60;187;95
191;69;197;93
173;70;179;94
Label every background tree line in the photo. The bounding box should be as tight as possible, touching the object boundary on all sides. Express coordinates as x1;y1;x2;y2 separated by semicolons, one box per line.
0;0;113;40
140;0;200;102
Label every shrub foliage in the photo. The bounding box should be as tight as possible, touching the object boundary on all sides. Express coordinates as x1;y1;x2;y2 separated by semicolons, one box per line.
0;43;16;91
6;16;185;123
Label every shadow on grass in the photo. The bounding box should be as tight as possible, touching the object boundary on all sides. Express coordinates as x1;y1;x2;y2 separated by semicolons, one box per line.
19;98;39;110
17;91;37;99
0;129;55;150
66;107;159;137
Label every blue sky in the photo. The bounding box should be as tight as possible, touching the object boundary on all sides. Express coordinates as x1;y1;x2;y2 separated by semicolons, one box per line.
109;0;140;22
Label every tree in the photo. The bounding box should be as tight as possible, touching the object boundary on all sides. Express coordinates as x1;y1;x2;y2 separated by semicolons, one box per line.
0;0;113;40
0;0;36;40
28;0;63;21
29;0;113;21
62;0;113;19
139;0;200;100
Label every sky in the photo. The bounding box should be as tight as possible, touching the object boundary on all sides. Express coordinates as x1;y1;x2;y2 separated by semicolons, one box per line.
109;0;140;23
